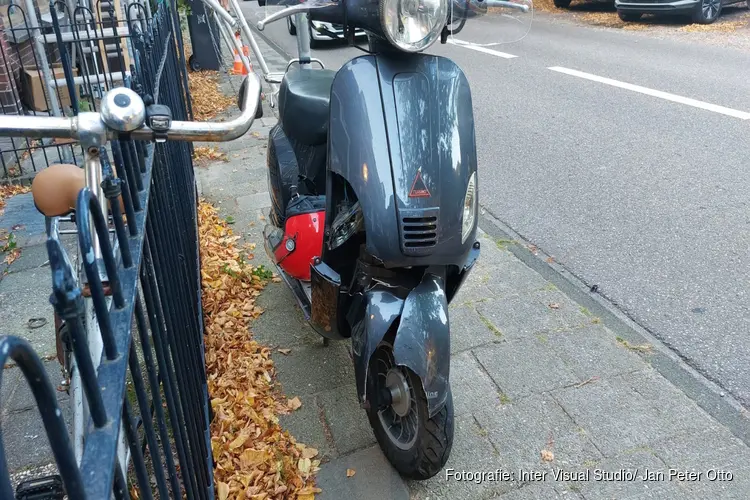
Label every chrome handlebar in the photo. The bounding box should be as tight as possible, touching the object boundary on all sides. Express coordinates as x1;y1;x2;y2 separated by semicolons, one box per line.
0;74;262;144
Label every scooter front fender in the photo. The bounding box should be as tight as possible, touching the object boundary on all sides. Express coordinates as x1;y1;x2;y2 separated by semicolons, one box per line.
392;273;450;417
354;273;450;418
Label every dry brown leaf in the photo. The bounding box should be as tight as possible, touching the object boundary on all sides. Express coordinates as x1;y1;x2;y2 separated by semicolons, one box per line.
548;303;560;310
298;457;312;474
277;348;292;355
217;481;230;500
288;397;302;411
346;468;356;478
541;450;554;462
193;146;229;165
199;201;319;498
189;71;234;121
0;184;30;216
301;447;318;459
3;248;20;265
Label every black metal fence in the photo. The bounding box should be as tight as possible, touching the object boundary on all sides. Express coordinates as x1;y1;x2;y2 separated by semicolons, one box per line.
0;0;215;498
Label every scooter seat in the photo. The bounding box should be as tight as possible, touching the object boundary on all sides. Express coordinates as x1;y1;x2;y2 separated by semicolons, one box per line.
278;67;336;146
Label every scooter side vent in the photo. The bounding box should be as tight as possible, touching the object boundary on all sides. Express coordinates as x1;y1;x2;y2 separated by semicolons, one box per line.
399;208;439;256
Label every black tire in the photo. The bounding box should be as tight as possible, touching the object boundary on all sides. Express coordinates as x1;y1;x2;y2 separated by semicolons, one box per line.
365;345;454;480
188;54;200;72
553;0;572;7
693;0;722;23
257;0;266;4
266;135;286;227
618;11;643;21
287;17;297;35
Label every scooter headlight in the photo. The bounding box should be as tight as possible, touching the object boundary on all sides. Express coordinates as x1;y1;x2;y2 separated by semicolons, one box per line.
461;172;477;244
380;0;448;53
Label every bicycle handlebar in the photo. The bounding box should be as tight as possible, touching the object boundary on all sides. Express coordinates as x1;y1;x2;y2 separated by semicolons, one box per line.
0;74;262;144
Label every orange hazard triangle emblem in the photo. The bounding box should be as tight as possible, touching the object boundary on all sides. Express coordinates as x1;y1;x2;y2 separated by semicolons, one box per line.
408;168;431;198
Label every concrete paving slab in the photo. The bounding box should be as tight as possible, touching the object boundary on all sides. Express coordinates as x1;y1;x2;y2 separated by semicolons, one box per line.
315;384;374;456
316;445;409;500
474;339;579;399
0;268;56;356
449;303;503;355
272;341;354;397
545;324;648;380
496;482;583;500
236;192;272;213
652;429;750;499
278;395;337;462
475;394;603;471
4;361;67;414
2;399;71;471
553;372;715;458
409;414;518;500
450;351;504;417
0;193;45;248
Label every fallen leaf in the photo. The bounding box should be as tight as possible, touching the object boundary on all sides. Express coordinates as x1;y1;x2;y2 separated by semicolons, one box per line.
217;482;229;500
199;200;319;497
541;450;554;462
546;256;555;264
548;303;560;310
277;348;292;355
298;457;312;474
346;468;356;478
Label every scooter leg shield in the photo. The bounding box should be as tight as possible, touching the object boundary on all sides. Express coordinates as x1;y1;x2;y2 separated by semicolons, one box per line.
392;273;450;418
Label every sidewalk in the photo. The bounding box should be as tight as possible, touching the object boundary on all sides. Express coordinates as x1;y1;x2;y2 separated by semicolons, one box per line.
193;35;750;500
0;190;74;485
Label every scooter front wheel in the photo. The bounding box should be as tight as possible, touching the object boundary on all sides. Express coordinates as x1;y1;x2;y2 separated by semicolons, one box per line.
366;346;454;480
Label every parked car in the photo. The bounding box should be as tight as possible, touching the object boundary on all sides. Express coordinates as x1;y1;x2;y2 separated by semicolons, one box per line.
615;0;746;24
287;14;366;48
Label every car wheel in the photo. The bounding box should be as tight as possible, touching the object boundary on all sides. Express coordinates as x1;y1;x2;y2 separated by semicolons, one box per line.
618;11;643;21
287;17;297;36
693;0;722;23
257;0;266;4
553;0;572;7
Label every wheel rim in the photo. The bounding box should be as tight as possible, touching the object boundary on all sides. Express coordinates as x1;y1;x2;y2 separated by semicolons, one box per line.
374;350;419;450
702;0;720;19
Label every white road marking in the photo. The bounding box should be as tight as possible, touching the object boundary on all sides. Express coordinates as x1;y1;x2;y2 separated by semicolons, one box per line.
549;66;750;120
449;39;517;59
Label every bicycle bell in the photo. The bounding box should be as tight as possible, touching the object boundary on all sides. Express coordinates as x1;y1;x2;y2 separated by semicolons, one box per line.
100;88;146;133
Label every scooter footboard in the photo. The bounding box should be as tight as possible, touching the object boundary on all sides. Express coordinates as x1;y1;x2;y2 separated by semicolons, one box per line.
353;273;450;418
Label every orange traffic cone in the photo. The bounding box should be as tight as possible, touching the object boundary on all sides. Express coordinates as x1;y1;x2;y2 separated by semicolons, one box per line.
234;31;249;76
232;49;244;75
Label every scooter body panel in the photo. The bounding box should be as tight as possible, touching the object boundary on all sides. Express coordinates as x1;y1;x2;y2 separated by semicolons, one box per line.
326;54;478;267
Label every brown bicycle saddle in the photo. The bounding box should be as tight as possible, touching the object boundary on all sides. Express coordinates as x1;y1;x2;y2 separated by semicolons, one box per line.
31;164;124;217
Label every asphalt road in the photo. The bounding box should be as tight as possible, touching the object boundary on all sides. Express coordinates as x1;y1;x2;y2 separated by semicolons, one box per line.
242;4;750;408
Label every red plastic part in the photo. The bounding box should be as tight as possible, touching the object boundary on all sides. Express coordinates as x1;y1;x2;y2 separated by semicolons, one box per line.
274;210;325;281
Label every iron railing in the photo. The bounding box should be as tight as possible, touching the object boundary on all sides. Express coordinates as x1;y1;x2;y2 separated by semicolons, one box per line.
0;1;215;499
